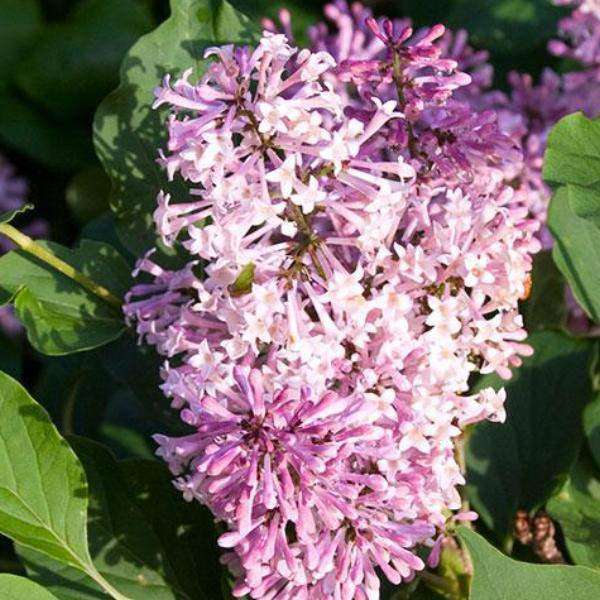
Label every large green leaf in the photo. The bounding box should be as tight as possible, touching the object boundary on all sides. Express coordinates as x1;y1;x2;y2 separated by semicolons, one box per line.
0;372;126;600
19;438;176;599
0;574;58;599
458;527;600;599
16;0;154;120
548;187;600;323
0;371;89;567
544;113;600;227
0;240;130;355
547;457;600;568
520;250;567;332
93;0;258;257
466;331;592;540
20;440;224;600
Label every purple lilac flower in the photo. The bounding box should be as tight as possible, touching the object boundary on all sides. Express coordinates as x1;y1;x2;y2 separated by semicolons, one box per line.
125;18;540;597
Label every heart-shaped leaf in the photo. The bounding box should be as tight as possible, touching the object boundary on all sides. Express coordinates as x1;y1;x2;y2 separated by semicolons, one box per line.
544;113;600;227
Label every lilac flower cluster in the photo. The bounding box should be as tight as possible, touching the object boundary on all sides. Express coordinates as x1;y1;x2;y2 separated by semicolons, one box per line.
125;15;541;597
0;155;46;335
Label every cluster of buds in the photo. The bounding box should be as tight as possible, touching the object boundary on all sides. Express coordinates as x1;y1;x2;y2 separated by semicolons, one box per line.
125;10;541;599
514;510;565;564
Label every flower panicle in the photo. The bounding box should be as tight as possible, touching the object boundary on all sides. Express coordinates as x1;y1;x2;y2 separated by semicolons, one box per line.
124;6;551;598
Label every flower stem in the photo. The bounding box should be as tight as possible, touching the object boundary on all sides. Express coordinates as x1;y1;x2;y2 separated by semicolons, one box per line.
288;204;328;280
0;223;122;310
391;50;419;159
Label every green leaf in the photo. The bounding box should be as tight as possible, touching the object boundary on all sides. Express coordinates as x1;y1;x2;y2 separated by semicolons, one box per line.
20;439;224;600
19;437;177;599
80;213;134;265
119;459;225;599
15;0;154;120
584;393;600;470
0;371;90;567
0;240;130;355
547;457;600;568
466;331;592;540
520;250;567;332
458;526;600;599
0;574;59;599
548;187;600;323
544;113;600;227
93;0;259;257
0;204;33;226
0;371;125;600
229;262;255;297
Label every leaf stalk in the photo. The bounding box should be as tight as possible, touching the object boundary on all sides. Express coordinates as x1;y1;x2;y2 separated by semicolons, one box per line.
0;223;122;310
